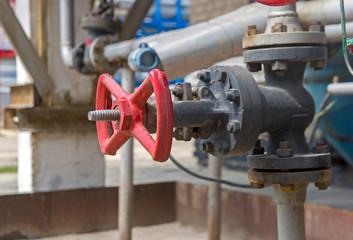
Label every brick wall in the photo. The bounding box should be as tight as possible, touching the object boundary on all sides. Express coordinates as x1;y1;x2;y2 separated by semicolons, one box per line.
190;0;249;25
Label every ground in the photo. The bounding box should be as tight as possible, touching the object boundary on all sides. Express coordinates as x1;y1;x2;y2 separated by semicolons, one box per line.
34;223;207;240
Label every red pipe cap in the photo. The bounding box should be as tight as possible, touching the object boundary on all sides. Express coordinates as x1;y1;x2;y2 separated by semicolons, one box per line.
256;0;300;6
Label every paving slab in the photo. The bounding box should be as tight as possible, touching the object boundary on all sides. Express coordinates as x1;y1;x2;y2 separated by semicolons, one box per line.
33;223;207;240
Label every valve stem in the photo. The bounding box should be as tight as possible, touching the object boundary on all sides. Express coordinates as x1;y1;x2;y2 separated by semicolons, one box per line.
88;110;120;121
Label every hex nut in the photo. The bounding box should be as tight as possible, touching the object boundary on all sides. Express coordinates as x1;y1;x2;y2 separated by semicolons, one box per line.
310;61;326;71
279;141;290;149
173;128;183;140
279;184;295;192
227;120;240;133
309;25;325;33
197;70;211;83
315;181;331;190
201;140;214;153
246;63;262;72
250;182;265;189
226;89;240;102
272;61;288;71
252;146;265;155
245;25;260;36
276;141;293;157
172;85;183;98
271;23;287;33
215;70;227;82
216;141;230;153
313;142;329;153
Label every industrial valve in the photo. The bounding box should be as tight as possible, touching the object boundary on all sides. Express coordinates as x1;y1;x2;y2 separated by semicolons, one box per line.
88;65;265;162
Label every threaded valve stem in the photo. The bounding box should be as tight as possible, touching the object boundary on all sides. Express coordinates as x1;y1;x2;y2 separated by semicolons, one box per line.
88;110;120;121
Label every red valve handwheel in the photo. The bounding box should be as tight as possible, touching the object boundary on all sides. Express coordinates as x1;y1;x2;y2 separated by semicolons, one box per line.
256;0;299;6
96;69;173;162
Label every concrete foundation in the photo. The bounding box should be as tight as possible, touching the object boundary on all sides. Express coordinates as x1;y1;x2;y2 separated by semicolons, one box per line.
18;131;104;192
14;0;104;193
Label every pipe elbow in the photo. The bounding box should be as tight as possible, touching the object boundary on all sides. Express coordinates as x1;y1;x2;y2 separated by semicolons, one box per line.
61;44;74;67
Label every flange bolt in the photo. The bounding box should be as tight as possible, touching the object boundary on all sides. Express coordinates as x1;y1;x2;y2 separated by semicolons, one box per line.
227;120;240;133
201;140;214;153
276;141;293;157
226;89;240;102
197;70;211;83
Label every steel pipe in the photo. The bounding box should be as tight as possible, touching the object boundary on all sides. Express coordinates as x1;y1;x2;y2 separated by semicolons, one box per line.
104;0;353;80
297;0;353;27
104;2;269;80
272;184;308;240
60;0;74;67
326;22;353;43
119;67;135;240
208;155;222;240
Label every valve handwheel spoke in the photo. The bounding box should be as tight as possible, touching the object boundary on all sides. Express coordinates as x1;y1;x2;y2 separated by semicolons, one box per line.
95;69;173;162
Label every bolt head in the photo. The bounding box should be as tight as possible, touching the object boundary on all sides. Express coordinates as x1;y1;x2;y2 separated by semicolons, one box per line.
313;142;329;153
252;147;265;155
197;70;211;83
271;61;288;71
250;183;265;189
172;85;183;98
216;141;230;153
201;140;213;153
309;25;325;33
310;61;326;71
279;141;290;149
315;181;330;190
271;23;287;33
245;25;260;36
215;70;227;82
246;63;262;72
279;184;295;192
227;120;240;133
226;89;240;102
173;129;183;140
276;142;293;157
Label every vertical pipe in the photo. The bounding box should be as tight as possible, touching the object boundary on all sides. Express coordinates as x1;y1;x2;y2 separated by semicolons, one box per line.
272;183;308;240
59;0;74;67
208;155;222;240
119;67;135;240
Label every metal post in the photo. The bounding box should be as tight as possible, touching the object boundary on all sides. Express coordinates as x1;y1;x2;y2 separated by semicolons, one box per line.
272;183;308;240
119;67;135;240
208;155;222;240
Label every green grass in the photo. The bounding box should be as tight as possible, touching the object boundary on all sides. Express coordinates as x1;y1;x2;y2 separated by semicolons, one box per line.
0;166;17;173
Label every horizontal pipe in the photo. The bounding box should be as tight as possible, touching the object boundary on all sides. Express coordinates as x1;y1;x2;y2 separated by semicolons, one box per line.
104;2;269;80
60;0;74;67
327;82;353;95
326;22;353;43
104;0;353;80
297;0;353;27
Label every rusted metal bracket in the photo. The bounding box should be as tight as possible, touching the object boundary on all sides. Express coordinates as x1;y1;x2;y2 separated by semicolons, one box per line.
4;106;96;131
